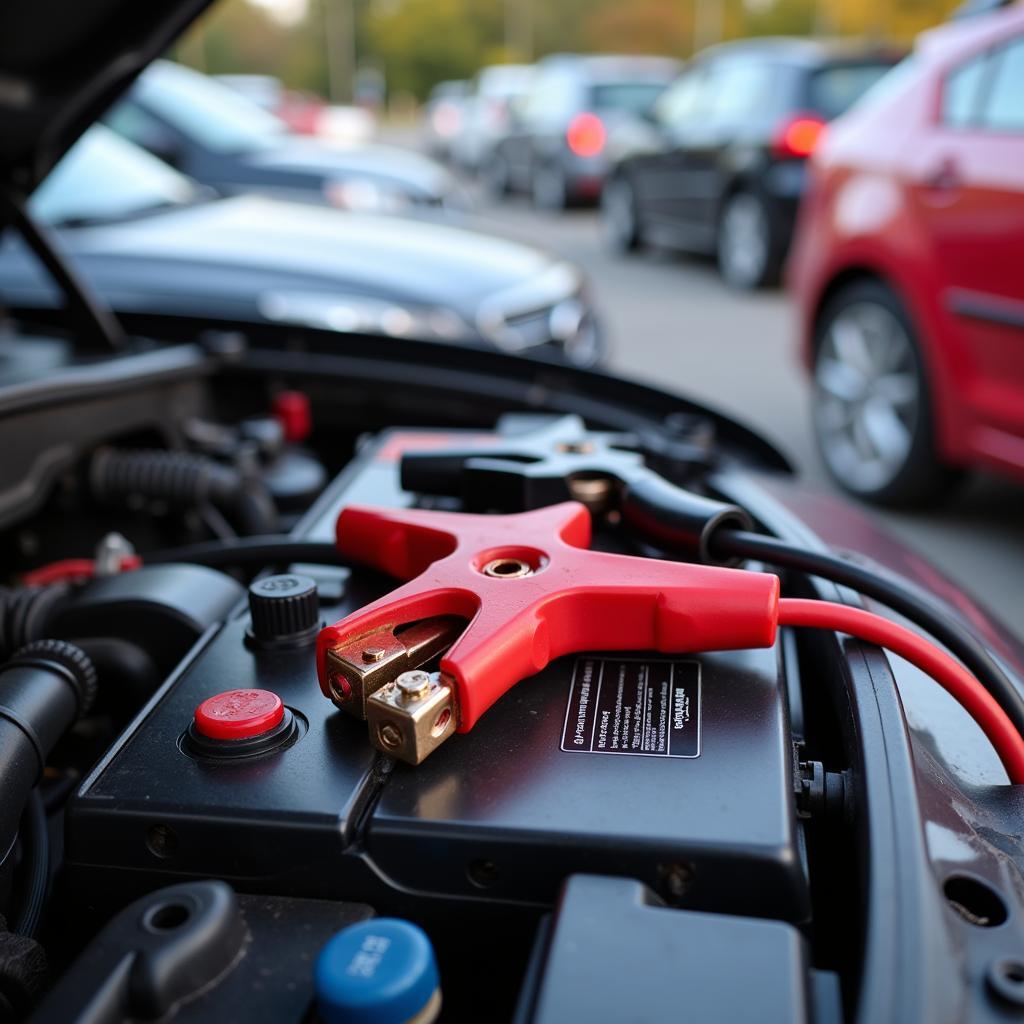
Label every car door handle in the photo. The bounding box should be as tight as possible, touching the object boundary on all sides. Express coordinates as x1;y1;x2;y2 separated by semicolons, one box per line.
923;159;961;194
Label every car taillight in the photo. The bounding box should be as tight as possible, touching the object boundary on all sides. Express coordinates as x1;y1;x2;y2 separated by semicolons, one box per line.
486;98;508;128
771;115;826;159
432;101;462;138
566;112;606;158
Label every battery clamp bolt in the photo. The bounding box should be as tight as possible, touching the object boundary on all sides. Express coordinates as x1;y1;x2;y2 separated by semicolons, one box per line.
396;670;432;701
377;722;403;750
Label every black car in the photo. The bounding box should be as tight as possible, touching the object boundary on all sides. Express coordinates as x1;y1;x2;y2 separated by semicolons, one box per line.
484;54;680;209
105;60;466;212
0;126;602;366
600;39;900;287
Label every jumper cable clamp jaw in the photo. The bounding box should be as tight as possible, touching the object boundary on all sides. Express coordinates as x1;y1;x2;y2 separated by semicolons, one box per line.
323;616;463;720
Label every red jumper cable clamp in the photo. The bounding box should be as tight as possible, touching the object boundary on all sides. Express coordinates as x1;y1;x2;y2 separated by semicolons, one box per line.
317;501;779;764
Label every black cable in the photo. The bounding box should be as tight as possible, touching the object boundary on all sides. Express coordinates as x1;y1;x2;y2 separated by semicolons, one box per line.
714;529;1024;737
12;791;48;938
146;536;343;569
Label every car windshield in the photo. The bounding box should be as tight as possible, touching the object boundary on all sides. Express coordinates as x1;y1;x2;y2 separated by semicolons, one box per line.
809;62;899;119
589;81;669;113
135;61;288;152
29;125;197;226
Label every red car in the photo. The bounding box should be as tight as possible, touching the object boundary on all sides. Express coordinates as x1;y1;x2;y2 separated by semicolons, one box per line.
789;5;1024;504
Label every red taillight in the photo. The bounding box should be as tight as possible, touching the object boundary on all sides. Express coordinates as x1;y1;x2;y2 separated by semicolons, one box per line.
772;115;826;159
566;112;606;158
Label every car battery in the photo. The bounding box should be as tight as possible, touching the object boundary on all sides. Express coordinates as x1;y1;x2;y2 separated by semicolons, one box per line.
65;427;809;924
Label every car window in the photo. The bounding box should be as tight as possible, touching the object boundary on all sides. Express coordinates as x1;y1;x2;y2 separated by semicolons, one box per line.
521;67;578;122
588;81;668;115
703;61;775;123
942;53;989;126
981;37;1024;131
104;100;173;153
847;55;918;114
29;125;196;226
653;72;707;128
809;63;897;119
132;61;287;153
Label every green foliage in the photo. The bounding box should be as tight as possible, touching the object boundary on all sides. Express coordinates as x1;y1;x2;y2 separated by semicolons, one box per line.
366;0;504;96
176;0;963;103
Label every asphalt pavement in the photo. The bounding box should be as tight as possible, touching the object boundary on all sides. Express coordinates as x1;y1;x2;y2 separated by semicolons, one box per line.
459;193;1024;641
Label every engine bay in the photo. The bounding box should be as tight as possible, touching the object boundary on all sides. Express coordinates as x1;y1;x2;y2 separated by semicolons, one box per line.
2;331;1024;1023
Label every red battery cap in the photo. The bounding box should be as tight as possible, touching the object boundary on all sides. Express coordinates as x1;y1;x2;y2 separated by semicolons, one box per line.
194;689;284;740
272;391;312;444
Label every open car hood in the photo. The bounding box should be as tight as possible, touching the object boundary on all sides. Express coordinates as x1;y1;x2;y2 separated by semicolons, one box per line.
0;0;213;196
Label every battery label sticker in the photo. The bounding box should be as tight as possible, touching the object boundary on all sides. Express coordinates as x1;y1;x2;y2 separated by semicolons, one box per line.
560;657;701;758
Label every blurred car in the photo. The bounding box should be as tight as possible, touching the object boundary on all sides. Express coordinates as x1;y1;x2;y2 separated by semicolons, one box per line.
215;73;286;111
0;126;603;366
601;39;900;288
420;79;473;160
217;74;375;143
450;64;535;171
789;5;1024;505
484;54;681;209
105;61;463;213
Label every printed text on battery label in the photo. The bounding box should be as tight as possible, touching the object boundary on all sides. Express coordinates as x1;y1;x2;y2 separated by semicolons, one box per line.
560;657;701;758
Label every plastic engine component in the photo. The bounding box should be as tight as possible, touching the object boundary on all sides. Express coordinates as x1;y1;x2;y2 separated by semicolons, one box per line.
520;876;817;1024
32;881;374;1023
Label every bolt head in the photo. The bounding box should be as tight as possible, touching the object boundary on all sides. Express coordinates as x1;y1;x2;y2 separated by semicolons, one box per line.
378;722;403;749
396;670;432;701
361;646;387;663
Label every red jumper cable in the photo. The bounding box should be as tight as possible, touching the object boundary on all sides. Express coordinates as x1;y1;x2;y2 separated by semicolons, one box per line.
316;501;1024;780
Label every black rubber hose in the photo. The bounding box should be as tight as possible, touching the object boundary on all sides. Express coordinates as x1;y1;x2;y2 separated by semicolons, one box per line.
714;529;1024;737
146;536;342;569
11;792;47;938
0;585;69;662
0;641;96;871
91;448;278;536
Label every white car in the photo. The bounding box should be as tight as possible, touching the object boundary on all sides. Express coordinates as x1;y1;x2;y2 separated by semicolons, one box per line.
452;64;535;170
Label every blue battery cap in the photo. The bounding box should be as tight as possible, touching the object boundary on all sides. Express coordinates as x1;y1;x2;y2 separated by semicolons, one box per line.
315;918;440;1024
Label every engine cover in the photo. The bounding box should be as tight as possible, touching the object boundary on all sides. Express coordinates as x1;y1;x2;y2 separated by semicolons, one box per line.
65;429;809;924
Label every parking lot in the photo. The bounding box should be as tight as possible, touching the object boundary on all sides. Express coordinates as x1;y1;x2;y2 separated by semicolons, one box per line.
460;193;1024;641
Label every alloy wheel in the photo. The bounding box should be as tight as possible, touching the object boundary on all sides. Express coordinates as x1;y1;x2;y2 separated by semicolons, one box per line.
813;300;921;495
718;192;770;288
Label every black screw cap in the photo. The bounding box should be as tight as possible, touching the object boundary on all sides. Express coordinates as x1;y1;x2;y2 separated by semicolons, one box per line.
247;575;319;648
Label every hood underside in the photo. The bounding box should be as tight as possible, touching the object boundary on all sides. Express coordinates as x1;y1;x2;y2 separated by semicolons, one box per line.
0;0;213;195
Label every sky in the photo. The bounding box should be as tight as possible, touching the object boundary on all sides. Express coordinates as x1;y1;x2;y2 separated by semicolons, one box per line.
249;0;308;26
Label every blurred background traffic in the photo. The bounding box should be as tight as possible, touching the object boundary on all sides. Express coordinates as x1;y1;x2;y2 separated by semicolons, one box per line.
3;0;1021;633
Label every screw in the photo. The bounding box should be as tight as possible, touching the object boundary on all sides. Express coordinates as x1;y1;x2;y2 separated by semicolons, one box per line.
378;723;402;749
467;859;500;888
362;646;387;663
145;824;179;860
396;670;432;701
658;862;694;901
